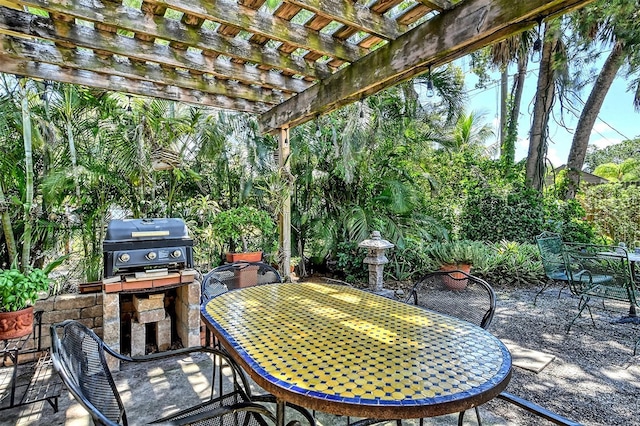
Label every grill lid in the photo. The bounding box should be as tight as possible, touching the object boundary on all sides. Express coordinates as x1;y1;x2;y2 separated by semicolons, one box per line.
104;218;190;243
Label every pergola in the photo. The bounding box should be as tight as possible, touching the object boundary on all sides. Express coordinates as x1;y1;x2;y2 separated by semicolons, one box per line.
0;0;594;276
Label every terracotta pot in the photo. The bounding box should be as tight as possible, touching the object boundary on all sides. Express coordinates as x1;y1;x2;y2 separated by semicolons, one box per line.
0;306;34;340
231;264;261;289
226;251;262;263
440;264;471;290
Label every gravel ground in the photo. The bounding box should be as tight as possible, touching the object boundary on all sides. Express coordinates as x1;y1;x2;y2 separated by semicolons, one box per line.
478;283;640;425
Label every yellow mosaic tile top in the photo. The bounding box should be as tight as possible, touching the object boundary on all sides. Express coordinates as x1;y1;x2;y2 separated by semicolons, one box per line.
202;283;511;408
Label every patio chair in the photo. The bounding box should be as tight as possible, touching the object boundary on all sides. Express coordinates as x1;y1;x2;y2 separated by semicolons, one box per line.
50;320;314;426
562;242;636;332
201;261;282;347
201;261;282;303
406;270;581;426
535;232;570;303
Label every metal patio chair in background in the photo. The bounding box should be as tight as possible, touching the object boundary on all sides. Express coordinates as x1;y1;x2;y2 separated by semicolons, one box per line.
535;231;570;303
562;243;635;333
406;270;581;426
201;261;282;304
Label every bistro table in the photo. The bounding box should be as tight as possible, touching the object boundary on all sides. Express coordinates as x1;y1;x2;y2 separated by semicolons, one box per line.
201;283;512;426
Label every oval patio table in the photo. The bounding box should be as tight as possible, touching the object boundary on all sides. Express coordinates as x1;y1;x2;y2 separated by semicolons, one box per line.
201;282;512;426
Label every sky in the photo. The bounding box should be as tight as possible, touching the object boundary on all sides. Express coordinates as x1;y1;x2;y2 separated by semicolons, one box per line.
458;57;640;167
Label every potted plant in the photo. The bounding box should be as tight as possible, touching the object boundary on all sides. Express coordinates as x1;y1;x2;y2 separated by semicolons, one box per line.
427;240;486;289
0;267;51;340
211;206;277;263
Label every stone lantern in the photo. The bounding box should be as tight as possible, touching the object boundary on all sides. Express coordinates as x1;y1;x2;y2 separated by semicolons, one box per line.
359;231;394;297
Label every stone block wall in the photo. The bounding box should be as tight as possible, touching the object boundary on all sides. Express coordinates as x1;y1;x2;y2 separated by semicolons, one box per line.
20;293;104;360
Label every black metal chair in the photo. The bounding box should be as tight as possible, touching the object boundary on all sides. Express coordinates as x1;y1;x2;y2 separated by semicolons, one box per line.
50;320;313;426
406;270;581;426
201;262;282;304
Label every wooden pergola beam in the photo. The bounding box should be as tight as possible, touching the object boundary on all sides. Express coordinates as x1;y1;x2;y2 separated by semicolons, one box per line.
8;0;329;78
415;0;453;12
145;0;371;62
0;34;284;104
0;55;271;113
259;0;596;134
285;0;403;40
0;7;315;93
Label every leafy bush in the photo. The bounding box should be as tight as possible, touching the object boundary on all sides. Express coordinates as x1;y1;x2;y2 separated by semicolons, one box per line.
543;195;594;243
335;241;367;283
385;237;432;282
0;268;50;312
460;184;544;243
210;206;277;254
473;241;546;288
579;183;640;246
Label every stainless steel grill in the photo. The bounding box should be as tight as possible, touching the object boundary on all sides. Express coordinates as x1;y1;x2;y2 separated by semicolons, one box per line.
103;218;193;278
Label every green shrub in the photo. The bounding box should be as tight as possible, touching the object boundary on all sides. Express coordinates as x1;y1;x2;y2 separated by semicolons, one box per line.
543;195;594;243
460;184;544;243
472;241;546;287
210;206;277;254
335;241;367;283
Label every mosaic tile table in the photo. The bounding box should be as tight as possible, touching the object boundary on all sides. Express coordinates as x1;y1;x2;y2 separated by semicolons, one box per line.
201;283;512;425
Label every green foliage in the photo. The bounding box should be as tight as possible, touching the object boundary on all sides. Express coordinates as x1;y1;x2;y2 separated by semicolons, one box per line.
424;240;488;268
579;183;640;246
460;184;544;243
210;206;277;254
0;267;50;312
335;241;367;283
593;159;640;182
584;138;640;173
543;195;595;243
473;241;546;287
385;237;432;281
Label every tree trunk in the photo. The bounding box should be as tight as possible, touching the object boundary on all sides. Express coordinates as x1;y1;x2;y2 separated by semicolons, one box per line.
20;80;34;271
563;43;625;200
502;53;528;170
525;28;557;191
0;184;17;265
499;68;508;148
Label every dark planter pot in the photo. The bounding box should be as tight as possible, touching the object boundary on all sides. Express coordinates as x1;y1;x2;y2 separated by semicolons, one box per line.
440;264;471;290
0;306;34;340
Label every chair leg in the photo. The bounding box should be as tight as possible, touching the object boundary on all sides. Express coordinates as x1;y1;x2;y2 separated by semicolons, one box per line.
566;296;591;333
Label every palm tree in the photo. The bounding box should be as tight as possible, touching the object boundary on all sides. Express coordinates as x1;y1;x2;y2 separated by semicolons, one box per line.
525;20;565;191
563;0;640;199
434;110;495;154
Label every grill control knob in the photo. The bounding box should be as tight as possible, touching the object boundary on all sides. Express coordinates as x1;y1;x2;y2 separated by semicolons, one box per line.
146;251;157;260
118;253;130;263
171;249;182;258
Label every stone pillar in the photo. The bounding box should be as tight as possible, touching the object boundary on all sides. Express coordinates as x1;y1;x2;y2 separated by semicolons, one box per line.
358;231;395;298
176;281;201;348
102;291;121;371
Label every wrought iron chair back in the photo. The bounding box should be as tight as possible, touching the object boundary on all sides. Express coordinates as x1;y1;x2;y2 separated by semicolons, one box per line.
404;270;581;426
201;261;282;303
50;320;264;426
562;242;639;334
406;269;496;329
536;232;569;282
562;242;634;303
